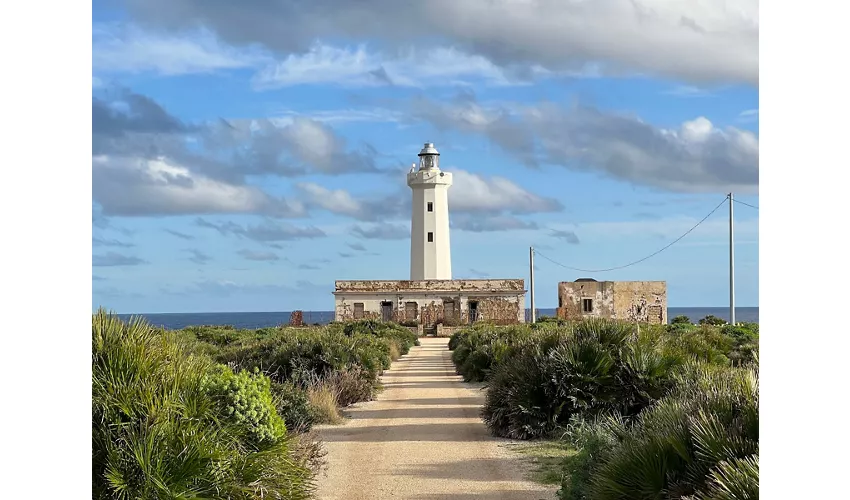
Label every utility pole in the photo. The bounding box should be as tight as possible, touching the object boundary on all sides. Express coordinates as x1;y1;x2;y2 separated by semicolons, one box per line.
529;246;536;323
728;193;736;325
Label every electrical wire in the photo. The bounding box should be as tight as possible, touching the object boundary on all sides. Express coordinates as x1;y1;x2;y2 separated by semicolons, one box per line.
733;199;759;210
534;197;729;273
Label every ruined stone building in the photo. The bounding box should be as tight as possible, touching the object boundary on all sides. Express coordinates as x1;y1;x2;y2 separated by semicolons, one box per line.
555;279;668;324
334;143;526;326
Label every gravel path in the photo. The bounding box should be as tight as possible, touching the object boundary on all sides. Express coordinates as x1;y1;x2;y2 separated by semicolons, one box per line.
314;337;557;500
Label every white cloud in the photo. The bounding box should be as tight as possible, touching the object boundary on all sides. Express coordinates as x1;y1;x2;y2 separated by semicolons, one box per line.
737;108;759;123
272;108;404;125
92;155;306;217
449;170;563;214
92;23;270;75
415;97;759;193
252;42;548;89
296;183;363;217
124;0;759;85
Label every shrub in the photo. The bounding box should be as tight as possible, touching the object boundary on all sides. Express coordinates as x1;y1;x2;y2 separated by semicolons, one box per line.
587;362;759;499
202;365;287;447
478;319;695;439
92;310;312;500
325;365;377;407
671;315;691;324
699;314;727;326
307;383;343;425
558;414;627;500
481;345;558;439
272;381;315;433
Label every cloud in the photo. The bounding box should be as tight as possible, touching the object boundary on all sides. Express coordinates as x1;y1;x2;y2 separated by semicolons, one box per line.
93;275;106;281
164;229;194;240
92;237;134;248
93;155;306;217
415;96;759;193
186;249;213;265
468;268;490;278
252;43;545;89
550;229;580;244
738;108;759;123
662;85;716;98
92;89;382;220
237;249;280;261
296;183;406;221
93;89;187;137
453;214;539;233
298;263;320;270
450;170;563;214
351;223;409;240
93;252;148;267
93;23;270;75
347;242;367;251
187;279;325;298
123;0;757;85
273;107;403;125
196;218;326;242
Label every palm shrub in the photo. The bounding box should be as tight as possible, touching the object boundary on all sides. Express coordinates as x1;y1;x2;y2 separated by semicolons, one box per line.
481;319;688;439
92;309;313;500
587;361;759;499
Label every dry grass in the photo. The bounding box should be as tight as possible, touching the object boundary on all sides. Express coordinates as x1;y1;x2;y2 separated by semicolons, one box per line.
308;383;344;425
290;430;328;476
388;343;402;361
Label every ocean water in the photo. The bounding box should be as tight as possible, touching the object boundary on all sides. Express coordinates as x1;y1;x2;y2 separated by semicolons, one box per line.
118;307;758;331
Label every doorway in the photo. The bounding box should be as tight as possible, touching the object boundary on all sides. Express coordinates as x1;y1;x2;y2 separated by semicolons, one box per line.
381;301;393;322
468;301;479;324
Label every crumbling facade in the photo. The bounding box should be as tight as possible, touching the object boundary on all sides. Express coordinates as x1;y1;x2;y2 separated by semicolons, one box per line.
334;279;526;326
555;279;667;324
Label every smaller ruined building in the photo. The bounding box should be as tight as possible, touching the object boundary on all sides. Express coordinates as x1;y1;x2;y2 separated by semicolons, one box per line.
555;279;668;324
334;279;526;326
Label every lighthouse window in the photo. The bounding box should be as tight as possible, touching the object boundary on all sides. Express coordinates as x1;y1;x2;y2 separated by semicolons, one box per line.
427;232;434;242
427;202;433;212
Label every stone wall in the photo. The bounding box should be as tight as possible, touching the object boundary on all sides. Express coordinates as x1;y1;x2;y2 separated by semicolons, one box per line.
556;280;666;324
333;282;526;325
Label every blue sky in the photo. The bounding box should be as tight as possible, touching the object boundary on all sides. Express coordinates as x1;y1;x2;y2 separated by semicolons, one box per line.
92;0;759;313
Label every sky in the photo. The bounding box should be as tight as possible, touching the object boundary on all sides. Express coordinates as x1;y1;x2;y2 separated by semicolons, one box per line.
91;0;759;313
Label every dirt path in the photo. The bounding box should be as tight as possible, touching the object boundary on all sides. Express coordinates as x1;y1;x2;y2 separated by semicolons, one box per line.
314;337;556;500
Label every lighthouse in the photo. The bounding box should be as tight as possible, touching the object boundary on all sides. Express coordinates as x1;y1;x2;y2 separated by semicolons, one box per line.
407;142;453;280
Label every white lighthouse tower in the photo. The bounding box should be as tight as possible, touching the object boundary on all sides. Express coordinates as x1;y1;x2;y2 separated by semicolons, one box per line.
407;142;453;280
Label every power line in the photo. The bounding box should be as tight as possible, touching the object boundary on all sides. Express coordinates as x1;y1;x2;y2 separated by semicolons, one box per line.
534;197;729;273
733;199;759;210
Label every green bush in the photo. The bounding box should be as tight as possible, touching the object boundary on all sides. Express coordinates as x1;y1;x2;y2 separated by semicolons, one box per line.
587;362;759;499
475;319;734;440
92;310;312;500
202;365;286;447
671;315;691;324
699;314;727;326
272;382;315;433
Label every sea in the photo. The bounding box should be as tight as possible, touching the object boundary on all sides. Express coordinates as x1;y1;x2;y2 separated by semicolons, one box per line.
118;307;758;331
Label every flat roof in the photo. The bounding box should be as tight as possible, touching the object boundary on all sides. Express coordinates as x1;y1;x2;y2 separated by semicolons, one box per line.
334;278;526;294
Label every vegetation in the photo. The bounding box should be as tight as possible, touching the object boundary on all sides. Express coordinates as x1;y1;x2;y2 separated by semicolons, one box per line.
671;314;691;324
94;311;418;499
699;314;727;326
92;310;313;499
447;318;759;500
